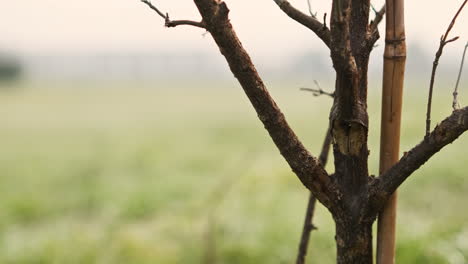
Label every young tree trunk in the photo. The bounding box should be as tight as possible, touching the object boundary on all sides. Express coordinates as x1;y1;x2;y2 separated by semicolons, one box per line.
329;1;375;261
147;1;468;263
335;219;374;264
331;69;376;262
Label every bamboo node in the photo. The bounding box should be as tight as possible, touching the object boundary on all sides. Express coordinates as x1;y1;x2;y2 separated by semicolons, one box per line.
385;37;406;44
383;55;406;60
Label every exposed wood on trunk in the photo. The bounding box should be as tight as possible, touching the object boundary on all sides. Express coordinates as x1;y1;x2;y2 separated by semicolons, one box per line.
329;0;371;208
138;1;468;263
376;0;406;263
328;1;375;263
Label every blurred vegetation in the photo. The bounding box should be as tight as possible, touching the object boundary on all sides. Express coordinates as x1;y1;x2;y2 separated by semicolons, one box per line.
0;53;22;83
0;82;467;263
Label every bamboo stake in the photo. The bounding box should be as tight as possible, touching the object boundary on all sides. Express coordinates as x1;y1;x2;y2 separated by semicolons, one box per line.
376;0;406;263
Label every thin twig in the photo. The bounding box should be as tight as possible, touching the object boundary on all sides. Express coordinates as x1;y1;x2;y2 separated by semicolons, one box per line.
370;3;386;31
426;0;468;136
370;3;378;14
273;0;331;47
165;19;206;28
140;0;205;28
368;4;386;48
201;153;256;264
453;42;468;110
203;214;216;264
300;80;335;98
141;0;165;18
296;127;332;264
306;0;317;18
296;193;317;264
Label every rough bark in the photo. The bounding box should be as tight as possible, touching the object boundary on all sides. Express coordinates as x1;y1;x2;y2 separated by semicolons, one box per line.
140;1;468;263
335;219;374;264
327;1;374;262
373;107;468;204
193;0;337;210
273;0;331;47
329;0;370;214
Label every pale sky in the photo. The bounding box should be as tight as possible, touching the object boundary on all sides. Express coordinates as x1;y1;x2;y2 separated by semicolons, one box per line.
1;0;467;59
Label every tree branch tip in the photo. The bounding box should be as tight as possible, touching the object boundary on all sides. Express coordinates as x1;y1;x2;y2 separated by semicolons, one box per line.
300;87;334;98
323;13;328;28
446;36;460;44
273;0;331;47
427;0;467;136
306;0;317;18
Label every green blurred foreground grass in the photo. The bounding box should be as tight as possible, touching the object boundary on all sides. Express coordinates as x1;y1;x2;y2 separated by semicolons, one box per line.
0;82;467;263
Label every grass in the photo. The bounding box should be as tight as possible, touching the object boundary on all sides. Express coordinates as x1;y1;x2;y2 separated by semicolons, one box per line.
0;81;467;263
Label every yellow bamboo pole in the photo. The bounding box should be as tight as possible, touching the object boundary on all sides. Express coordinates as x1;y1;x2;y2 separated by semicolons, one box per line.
376;0;406;263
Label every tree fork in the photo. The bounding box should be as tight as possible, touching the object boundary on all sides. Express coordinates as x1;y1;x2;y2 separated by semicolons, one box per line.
192;0;337;210
377;0;406;263
138;1;468;263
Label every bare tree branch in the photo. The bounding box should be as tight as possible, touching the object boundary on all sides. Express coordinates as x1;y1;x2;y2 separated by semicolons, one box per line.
306;0;317;18
373;106;468;206
296;193;317;264
330;0;358;74
140;0;205;28
369;4;386;31
426;0;468;136
296;127;332;264
453;42;468;110
300;80;335;98
192;0;337;210
368;4;386;47
273;0;331;48
141;0;166;18
301;88;335;98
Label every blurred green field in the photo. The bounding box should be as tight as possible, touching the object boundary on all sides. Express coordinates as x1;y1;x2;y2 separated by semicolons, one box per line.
0;81;467;264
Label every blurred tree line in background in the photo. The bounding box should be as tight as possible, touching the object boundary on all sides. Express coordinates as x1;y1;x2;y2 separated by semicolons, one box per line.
0;52;22;83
